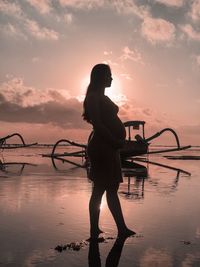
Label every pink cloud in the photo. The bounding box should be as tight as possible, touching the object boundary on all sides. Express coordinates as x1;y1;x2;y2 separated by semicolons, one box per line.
0;23;26;39
0;78;85;129
154;0;184;7
141;17;175;44
120;46;143;64
0;0;22;17
180;24;200;41
120;73;132;80
26;0;52;14
189;0;200;22
112;0;150;19
58;0;150;20
104;51;113;55
64;13;73;24
58;0;104;9
0;93;85;129
0;79;196;145
25;19;59;40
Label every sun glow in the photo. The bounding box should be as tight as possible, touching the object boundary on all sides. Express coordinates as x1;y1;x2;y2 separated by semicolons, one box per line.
105;75;125;104
79;74;127;104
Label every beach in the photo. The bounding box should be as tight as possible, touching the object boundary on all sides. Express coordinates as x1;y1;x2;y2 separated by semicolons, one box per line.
0;146;200;267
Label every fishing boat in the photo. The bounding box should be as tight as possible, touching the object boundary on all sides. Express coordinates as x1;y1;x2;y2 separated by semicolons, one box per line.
0;133;37;150
42;120;191;168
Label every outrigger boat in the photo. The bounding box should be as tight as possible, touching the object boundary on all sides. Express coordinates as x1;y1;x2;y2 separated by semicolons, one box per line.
0;133;37;150
42;121;191;169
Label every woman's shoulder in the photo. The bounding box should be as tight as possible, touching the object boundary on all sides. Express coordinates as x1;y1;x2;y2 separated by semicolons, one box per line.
86;92;106;102
85;93;102;110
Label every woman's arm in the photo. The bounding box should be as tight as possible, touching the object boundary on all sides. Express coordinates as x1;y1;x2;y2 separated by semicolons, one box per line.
86;94;124;149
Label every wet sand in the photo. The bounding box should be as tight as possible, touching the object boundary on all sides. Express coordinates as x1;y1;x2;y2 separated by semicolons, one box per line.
0;147;200;266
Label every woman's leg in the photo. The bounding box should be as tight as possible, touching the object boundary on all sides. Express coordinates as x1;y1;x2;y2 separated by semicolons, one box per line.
89;183;105;238
106;183;135;237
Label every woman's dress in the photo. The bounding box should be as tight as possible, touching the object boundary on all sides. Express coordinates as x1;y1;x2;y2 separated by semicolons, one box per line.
87;95;126;186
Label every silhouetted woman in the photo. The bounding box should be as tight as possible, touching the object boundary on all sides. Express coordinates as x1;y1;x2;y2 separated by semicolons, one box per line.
83;63;135;239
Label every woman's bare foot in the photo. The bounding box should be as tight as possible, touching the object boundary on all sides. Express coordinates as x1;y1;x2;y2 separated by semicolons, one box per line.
89;228;104;240
97;228;104;234
118;228;136;238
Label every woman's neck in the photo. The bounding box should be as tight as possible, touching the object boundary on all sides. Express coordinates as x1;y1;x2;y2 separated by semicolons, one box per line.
99;86;105;95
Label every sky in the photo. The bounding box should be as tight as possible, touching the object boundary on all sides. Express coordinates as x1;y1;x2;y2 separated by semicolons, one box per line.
0;0;199;145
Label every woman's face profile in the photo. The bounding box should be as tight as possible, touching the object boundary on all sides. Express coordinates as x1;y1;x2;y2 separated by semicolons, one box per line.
105;69;113;88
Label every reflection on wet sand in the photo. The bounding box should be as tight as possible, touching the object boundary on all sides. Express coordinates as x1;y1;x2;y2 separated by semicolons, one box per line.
140;247;173;267
88;236;128;267
0;148;200;267
120;161;147;200
119;159;191;200
0;159;37;175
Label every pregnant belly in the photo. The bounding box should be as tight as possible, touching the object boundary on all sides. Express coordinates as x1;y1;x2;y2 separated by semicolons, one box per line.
104;116;126;140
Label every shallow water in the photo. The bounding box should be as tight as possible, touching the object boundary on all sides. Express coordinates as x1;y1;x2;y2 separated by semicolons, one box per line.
0;147;200;267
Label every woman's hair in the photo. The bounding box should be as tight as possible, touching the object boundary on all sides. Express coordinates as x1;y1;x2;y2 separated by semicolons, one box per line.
82;63;111;123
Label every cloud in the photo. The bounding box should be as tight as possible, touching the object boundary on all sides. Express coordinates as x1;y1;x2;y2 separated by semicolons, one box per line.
141;17;176;44
0;78;85;129
25;19;59;40
104;51;113;55
58;0;150;19
102;59;119;66
0;1;59;41
120;73;132;80
63;13;73;24
0;98;85;129
0;0;22;17
119;100;172;131
189;0;200;22
180;24;200;41
26;0;52;14
154;0;184;7
0;23;26;39
112;0;151;19
58;0;104;9
120;46;143;63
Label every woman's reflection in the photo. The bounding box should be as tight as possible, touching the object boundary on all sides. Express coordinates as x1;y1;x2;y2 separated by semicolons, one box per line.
88;236;128;267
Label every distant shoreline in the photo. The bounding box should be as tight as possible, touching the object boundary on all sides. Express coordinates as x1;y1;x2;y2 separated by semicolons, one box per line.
2;144;200;148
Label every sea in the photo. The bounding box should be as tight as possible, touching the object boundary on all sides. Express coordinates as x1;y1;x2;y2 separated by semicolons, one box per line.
0;145;200;267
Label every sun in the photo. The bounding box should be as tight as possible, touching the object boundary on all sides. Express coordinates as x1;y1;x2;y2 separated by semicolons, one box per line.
80;74;126;104
105;75;122;102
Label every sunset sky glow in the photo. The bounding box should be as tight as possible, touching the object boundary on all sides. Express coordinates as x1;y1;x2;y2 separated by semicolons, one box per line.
0;0;199;145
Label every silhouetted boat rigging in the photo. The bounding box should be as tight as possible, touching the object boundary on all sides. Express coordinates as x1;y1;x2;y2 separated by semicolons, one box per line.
0;159;37;175
0;133;37;150
42;120;191;169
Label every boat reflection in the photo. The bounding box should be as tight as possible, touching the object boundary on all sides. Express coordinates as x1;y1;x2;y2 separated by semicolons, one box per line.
120;160;147;200
119;159;191;200
0;158;37;175
49;155;191;199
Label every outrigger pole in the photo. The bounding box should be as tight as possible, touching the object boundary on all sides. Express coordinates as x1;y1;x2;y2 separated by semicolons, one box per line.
144;128;191;154
0;133;37;149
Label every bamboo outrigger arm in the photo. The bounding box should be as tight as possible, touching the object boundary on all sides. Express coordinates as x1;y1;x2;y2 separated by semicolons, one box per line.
0;133;37;149
145;128;181;147
51;139;86;156
144;128;191;154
